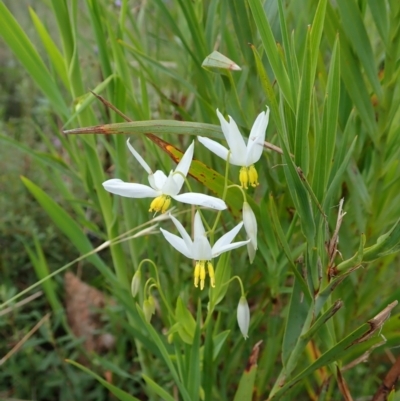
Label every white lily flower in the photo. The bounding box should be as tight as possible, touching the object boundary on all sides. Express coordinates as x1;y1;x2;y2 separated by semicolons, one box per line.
237;296;250;339
198;107;270;189
102;139;227;213
160;212;250;290
243;202;257;263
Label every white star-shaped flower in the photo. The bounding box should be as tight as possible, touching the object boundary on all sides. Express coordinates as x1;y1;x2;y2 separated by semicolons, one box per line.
103;139;227;213
198;107;269;188
160;211;250;289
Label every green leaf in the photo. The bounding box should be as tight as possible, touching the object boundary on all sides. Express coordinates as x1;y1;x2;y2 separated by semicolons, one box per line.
294;28;312;175
29;7;69;89
20;176;114;282
336;0;382;100
247;0;294;109
325;2;377;138
175;297;197;344
313;38;340;203
209;253;231;310
67;360;141;401
0;2;69;118
142;375;175;401
270;302;398;399
363;219;400;262
233;341;262;401
282;264;312;367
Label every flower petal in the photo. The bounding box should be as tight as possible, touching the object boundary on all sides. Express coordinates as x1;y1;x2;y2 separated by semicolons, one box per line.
197;136;231;163
192;235;212;261
212;221;244;253
103;179;158;198
173;192;227;210
246;108;269;165
168;213;193;252
160;228;193;259
194;211;206;237
162;171;180;196
212;239;250;257
173;141;194;191
216;110;247;163
127;139;152;174
149;170;168;190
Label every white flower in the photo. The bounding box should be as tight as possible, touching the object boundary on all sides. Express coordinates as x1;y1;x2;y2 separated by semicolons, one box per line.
160;211;250;290
237;296;250;339
243;202;257;263
103;139;227;213
198;108;270;189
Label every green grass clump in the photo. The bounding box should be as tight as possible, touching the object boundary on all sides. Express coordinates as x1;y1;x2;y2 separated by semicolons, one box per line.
1;0;400;400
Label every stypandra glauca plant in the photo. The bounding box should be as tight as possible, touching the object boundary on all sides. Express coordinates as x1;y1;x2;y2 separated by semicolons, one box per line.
1;0;400;399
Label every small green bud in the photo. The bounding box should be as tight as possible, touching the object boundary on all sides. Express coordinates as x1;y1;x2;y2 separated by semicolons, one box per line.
131;269;141;298
143;299;153;323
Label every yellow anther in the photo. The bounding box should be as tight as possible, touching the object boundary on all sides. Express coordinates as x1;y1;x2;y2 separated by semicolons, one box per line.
149;195;171;213
161;197;171;213
248;165;259;187
207;262;215;288
200;261;206;290
239;167;249;189
194;262;200;288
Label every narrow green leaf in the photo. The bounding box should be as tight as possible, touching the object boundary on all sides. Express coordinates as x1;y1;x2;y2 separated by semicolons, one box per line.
209;253;231;310
67;360;141;401
270;302;398;399
142;375;175;401
247;0;294;109
282;264;312;367
367;0;389;45
135;306;192;401
363;219;400;262
294;28;312;174
175;297;197;344
310;0;327;77
0;2;69;118
336;0;382;100
29;7;69;89
233;341;262;401
325;2;377;137
268;196;311;301
313;38;340;203
20;176;114;281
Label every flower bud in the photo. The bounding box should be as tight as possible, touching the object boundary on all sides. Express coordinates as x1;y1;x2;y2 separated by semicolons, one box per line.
243;202;257;263
143;299;153;323
237;296;250;339
131;269;141;298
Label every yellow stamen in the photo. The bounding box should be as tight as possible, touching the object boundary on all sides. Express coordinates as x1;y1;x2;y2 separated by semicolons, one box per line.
207;262;215;288
200;261;206;290
239;167;249;189
194;262;200;288
149;195;171;213
248;165;259;187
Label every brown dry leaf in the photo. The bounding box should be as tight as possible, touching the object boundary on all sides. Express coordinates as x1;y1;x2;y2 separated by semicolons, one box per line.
64;272;115;354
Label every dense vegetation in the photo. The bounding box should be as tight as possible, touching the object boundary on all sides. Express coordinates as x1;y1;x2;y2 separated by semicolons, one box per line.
1;0;400;400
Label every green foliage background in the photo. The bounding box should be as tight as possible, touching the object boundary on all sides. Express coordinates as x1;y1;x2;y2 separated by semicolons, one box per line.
1;0;400;400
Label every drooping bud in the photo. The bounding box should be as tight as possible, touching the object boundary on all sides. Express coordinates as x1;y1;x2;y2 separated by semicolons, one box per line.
237;296;250;339
143;299;154;323
243;202;258;263
131;269;141;298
